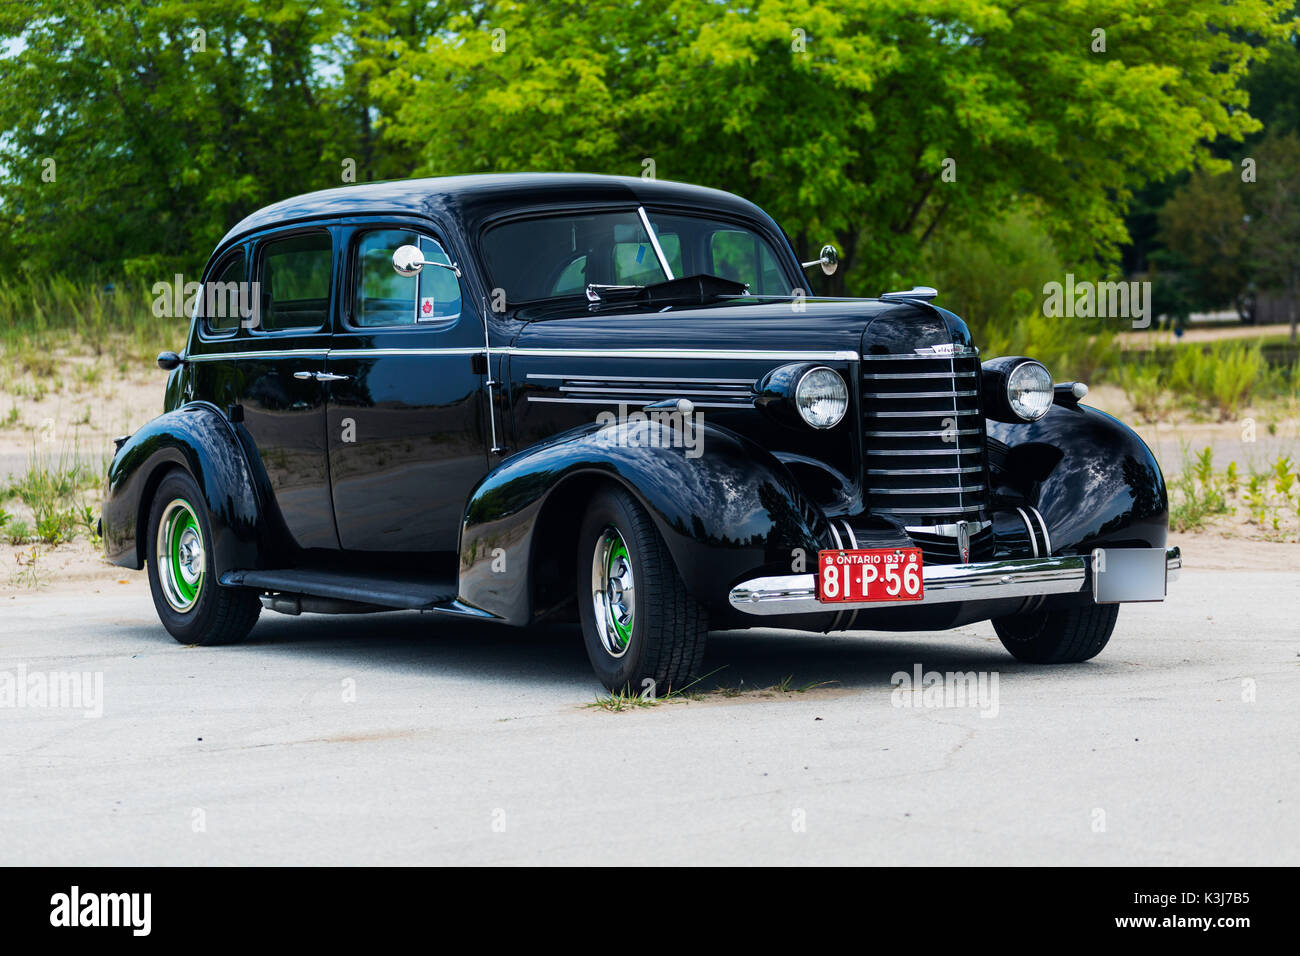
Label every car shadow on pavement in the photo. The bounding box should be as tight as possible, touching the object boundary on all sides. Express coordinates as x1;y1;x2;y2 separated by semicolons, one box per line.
221;610;1077;696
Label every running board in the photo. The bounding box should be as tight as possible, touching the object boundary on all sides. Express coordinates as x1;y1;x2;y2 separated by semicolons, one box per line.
219;568;474;614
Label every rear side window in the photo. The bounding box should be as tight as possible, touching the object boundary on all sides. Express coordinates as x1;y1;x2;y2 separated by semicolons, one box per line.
259;232;332;332
204;252;246;333
353;229;461;328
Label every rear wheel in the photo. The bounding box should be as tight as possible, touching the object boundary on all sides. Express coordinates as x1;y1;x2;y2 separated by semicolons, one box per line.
992;603;1119;663
576;486;708;693
146;470;261;646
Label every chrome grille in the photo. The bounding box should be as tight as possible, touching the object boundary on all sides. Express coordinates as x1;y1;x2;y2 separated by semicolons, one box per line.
861;352;988;525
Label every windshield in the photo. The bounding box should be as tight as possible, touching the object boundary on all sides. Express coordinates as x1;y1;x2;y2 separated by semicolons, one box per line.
480;209;795;304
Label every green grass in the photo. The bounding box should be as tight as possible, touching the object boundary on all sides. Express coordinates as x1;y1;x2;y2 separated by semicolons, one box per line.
1;441;105;546
0;275;188;376
1168;446;1300;540
586;669;837;711
1115;341;1295;422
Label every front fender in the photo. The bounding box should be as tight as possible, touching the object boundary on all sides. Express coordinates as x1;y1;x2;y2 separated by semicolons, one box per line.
987;403;1168;555
458;418;830;623
103;403;265;572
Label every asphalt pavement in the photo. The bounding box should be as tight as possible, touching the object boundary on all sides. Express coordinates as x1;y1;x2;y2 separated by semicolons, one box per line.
1;568;1296;865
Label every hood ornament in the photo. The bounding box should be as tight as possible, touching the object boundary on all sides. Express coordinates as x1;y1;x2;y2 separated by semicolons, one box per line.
880;286;939;301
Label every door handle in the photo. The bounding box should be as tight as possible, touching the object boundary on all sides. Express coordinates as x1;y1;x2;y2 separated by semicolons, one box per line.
292;370;314;380
314;372;350;382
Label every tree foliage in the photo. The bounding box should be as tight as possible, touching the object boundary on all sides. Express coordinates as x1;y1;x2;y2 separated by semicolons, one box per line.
0;0;443;278
377;0;1291;293
0;0;1291;293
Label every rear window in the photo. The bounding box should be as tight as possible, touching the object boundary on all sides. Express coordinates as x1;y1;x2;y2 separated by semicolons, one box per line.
204;252;246;334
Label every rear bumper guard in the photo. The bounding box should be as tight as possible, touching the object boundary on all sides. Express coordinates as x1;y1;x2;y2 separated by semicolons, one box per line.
728;546;1181;617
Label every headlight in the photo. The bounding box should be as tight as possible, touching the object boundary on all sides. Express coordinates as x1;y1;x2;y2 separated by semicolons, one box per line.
795;366;848;429
1006;361;1053;421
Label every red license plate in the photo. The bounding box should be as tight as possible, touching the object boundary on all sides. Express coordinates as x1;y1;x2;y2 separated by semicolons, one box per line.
817;548;925;603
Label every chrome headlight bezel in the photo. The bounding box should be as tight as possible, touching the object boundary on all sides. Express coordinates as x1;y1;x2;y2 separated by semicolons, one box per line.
1006;360;1053;422
794;366;849;429
755;362;850;430
980;356;1055;424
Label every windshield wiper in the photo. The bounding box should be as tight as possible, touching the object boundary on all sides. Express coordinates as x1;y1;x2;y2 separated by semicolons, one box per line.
585;273;749;306
585;283;642;302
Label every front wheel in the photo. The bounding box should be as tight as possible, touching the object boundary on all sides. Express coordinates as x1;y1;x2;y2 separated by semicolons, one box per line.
576;486;708;693
992;603;1119;663
146;470;261;646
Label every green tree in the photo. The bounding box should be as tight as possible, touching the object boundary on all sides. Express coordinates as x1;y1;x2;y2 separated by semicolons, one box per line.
0;0;441;279
377;0;1291;295
1157;170;1252;318
1248;132;1300;341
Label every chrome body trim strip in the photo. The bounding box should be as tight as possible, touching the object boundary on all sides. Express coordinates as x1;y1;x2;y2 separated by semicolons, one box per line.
506;347;860;361
526;396;748;409
541;385;752;397
1028;505;1052;555
1015;507;1039;558
329;348;484;358
185;349;329;361
838;519;860;630
526;373;756;384
186;347;859;362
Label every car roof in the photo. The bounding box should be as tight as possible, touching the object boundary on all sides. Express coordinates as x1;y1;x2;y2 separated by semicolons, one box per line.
215;173;784;255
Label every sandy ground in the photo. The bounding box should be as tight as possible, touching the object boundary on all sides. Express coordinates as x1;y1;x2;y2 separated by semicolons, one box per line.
1118;321;1298;346
0;354;162;477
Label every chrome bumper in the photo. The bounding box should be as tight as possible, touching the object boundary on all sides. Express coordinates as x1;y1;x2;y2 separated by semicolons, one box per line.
728;546;1181;617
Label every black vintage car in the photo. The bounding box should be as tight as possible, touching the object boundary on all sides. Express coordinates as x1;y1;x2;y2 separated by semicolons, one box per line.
103;174;1179;691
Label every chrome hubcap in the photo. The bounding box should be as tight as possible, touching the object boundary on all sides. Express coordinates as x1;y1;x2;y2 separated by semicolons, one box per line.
156;498;205;612
591;527;635;658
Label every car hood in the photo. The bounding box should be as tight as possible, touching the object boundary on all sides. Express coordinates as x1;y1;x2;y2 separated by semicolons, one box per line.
510;297;974;357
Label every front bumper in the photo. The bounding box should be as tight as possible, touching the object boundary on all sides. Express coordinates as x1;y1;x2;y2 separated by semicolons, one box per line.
728;546;1181;617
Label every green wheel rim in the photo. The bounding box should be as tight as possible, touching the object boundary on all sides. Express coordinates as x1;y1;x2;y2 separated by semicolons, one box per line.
156;498;205;613
591;526;635;658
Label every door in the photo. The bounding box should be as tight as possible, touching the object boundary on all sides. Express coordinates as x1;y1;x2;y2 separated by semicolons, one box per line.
233;228;339;550
325;225;489;553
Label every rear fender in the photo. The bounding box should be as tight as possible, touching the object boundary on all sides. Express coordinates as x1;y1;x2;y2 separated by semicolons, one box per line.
103;403;266;572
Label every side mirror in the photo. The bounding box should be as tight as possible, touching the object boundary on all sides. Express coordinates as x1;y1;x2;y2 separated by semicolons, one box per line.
801;244;839;276
157;351;183;371
392;244;462;278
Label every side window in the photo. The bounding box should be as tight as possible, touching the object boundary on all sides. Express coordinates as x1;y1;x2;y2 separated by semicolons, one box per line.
259;232;332;332
709;230;784;294
353;228;462;328
204;251;246;333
